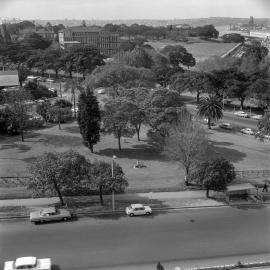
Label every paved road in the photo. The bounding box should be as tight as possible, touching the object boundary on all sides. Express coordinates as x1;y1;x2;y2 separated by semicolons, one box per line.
186;104;259;130
1;207;270;269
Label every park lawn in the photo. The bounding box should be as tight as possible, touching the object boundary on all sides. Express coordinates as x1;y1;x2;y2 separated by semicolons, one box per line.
0;118;269;199
147;40;237;62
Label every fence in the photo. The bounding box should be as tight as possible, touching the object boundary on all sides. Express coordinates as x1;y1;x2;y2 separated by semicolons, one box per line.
235;170;270;180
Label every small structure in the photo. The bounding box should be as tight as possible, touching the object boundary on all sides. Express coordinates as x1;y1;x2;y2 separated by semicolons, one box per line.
0;71;19;90
225;183;256;202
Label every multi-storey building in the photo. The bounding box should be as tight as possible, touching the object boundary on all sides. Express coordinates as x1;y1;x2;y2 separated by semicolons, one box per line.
59;26;119;57
35;29;55;41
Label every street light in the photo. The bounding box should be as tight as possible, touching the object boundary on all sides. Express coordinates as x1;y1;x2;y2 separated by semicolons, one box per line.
111;155;117;211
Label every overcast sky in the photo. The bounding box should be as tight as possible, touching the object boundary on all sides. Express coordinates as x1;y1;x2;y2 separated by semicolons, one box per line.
0;0;270;20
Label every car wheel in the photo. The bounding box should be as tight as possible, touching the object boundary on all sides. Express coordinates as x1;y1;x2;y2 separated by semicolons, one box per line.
146;212;151;215
40;220;44;223
63;217;68;221
129;213;134;217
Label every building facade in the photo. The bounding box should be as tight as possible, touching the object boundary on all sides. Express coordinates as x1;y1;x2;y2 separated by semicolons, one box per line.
59;26;119;56
35;29;55;41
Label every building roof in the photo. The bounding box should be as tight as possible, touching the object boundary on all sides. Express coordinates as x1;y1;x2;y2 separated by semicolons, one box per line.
36;29;54;34
65;26;102;33
0;71;19;87
15;257;37;268
226;183;255;192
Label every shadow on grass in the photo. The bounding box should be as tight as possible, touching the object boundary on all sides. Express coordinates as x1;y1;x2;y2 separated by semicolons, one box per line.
97;143;166;161
63;126;80;134
206;140;246;163
0;143;31;153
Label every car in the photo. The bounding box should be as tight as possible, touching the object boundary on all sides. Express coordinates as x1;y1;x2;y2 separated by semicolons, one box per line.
126;204;152;217
4;256;51;270
71;107;78;113
240;128;255;135
30;207;71;224
234;111;250;118
46;78;54;83
97;88;105;94
251;114;263;120
219;122;233;130
48;88;56;92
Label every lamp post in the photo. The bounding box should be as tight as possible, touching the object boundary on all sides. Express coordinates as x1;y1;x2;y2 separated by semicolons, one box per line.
111;155;117;211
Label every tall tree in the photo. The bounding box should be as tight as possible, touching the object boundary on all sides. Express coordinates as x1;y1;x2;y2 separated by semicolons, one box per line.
28;150;89;206
77;91;101;153
197;96;223;129
89;160;128;205
164;112;208;186
161;45;196;69
102;98;136;151
193;158;235;197
4;88;31;142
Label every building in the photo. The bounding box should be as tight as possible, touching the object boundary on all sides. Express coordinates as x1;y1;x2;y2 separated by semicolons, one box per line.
0;24;11;42
35;29;55;41
59;26;120;57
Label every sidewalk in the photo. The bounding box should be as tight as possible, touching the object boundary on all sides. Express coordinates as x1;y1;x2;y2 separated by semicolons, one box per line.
0;190;268;219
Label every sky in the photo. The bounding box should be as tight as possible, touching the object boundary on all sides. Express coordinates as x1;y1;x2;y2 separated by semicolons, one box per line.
0;0;270;20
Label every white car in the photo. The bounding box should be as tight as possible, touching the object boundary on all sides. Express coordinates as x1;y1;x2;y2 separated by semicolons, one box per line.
4;257;51;270
240;128;255;135
234;111;250;118
219;122;233;130
126;204;152;217
251;114;263;120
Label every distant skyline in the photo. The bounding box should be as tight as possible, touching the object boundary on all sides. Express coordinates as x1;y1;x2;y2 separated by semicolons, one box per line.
0;0;270;20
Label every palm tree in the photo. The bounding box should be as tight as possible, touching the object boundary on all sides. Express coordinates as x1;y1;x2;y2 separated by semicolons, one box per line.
197;96;223;129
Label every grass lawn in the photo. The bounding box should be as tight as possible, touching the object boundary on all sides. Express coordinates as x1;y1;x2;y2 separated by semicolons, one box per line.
0;115;269;200
147;40;237;62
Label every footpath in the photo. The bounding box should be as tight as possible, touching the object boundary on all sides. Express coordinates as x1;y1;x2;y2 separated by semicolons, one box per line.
0;190;269;219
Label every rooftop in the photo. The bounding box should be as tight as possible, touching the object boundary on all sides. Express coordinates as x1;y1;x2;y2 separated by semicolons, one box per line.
227;183;255;192
15;257;37;268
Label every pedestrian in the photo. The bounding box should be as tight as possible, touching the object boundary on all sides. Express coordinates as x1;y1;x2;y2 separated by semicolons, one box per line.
262;182;268;192
157;262;165;270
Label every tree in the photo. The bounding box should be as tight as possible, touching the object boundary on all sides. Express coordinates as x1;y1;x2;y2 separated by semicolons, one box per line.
51;99;72;129
119;87;150;141
28;150;89;206
87;64;155;96
193;158;235;197
102;98;136;151
161;45;196;69
164;112;208;186
222;33;245;43
171;71;211;103
43;48;64;78
4;88;32;141
90;160;128;205
190;25;219;39
197;96;223;129
36;101;51;123
145;88;185;139
22;33;51;50
67;45;104;79
24;81;57;99
257;111;270;140
64;78;84;118
77;91;101;153
18;65;30;86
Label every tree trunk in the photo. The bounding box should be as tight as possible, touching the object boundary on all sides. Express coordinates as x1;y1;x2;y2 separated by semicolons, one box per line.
206;189;210;198
99;186;104;205
73;92;76;119
207;117;211;129
136;125;141;141
53;179;65;206
90;144;93;153
240;98;245;110
69;71;72;78
20;128;24;142
55;69;58;79
196;90;200;104
58;110;61;130
185;167;189;186
118;135;122;151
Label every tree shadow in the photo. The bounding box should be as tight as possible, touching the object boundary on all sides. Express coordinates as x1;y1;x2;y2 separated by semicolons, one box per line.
63;126;80;134
0;143;31;153
206;140;246;163
96;143;166;161
52;265;61;270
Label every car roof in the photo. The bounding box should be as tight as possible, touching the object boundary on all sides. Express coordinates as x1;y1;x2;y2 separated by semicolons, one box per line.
131;204;144;208
41;207;56;214
15;257;37;268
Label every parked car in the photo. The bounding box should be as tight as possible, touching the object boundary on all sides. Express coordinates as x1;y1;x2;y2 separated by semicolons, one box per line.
71;107;78;113
46;79;54;83
234;111;250;118
30;207;71;224
126;204;152;217
240;128;255;135
219;122;233;130
251;114;263;120
97;88;105;94
4;256;51;270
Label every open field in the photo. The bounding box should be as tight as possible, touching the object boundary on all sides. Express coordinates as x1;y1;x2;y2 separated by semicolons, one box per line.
147;40;237;62
0;116;270;199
